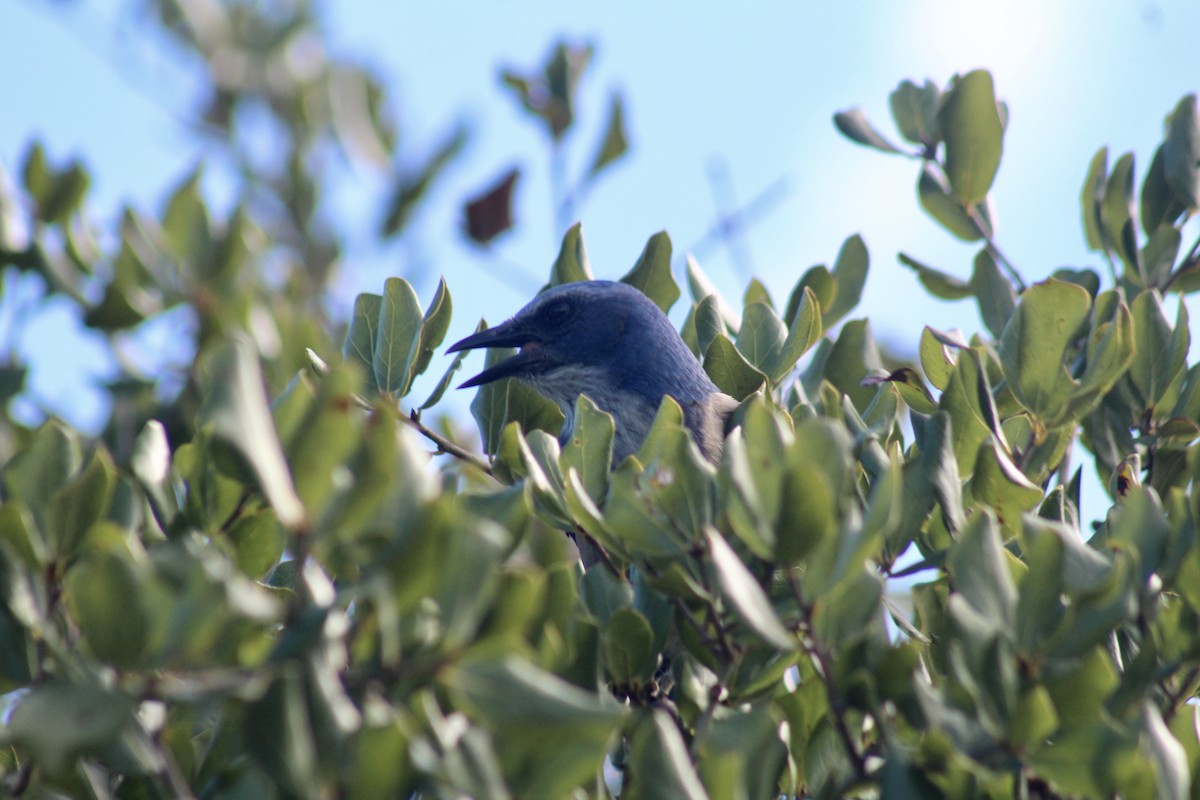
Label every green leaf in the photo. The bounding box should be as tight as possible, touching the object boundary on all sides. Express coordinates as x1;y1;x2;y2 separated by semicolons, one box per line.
819;318;883;411
766;285;822;383
827;234;870;326
551;222;593;285
162;168;213;264
938;348;1000;475
947;510;1015;628
406;277;453;393
970;248;1017;338
703;334;766;400
898;252;972;300
343;293;383;393
1081;147;1109;250
620;230;680;312
602;607;657;686
373;277;424;395
889;79;942;146
1128;290;1188;409
244;665;322;800
735;302;786;374
919;325;961;391
420;337;469;410
227;509;286;579
967;439;1043;533
998;280;1091;423
1163;94;1200;209
1141;145;1187;235
199;337;306;529
706;528;793;649
624;711;710;800
131;419;177;528
588;91;630;177
938;70;1004;205
560;394;614;503
7;682;133;776
449;655;624;729
1141;224;1181;288
918;163;984;241
1101;152;1140;274
2;420;81;518
833;108;903;153
46;448;115;559
64;536;150;668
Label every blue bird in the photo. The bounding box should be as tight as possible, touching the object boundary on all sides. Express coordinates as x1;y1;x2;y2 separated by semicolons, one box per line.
447;280;737;464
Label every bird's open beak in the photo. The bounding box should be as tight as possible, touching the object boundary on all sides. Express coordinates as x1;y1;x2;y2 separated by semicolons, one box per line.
447;320;544;389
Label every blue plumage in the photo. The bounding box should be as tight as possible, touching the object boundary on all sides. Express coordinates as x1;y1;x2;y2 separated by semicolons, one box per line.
448;280;736;463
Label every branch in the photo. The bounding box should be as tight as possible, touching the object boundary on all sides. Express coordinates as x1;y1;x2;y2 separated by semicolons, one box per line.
405;409;494;476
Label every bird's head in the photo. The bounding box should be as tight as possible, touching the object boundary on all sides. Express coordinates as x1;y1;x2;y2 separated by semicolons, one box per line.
447;280;712;408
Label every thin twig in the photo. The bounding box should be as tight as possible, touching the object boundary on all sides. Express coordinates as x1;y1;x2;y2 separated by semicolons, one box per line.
406;409;494;476
967;206;1026;292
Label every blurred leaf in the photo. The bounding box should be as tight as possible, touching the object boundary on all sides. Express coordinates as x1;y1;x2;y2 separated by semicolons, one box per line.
551;221;594;285
588;91;629;177
374;277;424;396
3;420;81;532
1141;224;1181;288
833;108;903;154
46;448;115;560
918;163;983;241
381;124;467;237
227;510;285;579
898;252;972;300
971;248;1017;338
64;537;150;668
621;230;680;312
602;608;657;687
827;234;870;326
162;168;213;263
343;293;383;393
686;254;739;330
199;337;305;529
1081;146;1109;250
501;41;594;140
7;682;133;776
938;70;1003;205
464;167;519;245
1163;93;1200;209
1101;152;1140;274
706;528;793;649
889;79;941;146
244;665;322;800
624;711;710;800
1141;144;1187;235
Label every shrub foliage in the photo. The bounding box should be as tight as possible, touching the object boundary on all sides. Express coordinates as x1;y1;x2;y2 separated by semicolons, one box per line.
3;6;1200;798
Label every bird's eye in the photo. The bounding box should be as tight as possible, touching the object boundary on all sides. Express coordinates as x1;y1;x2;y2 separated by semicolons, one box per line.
543;301;574;326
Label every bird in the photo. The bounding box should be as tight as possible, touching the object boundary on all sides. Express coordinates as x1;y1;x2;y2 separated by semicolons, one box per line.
447;280;738;465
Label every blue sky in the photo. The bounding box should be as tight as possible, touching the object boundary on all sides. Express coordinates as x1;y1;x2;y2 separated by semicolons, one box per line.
3;0;1199;522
